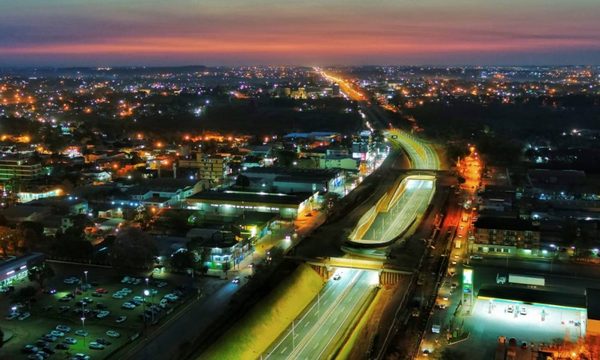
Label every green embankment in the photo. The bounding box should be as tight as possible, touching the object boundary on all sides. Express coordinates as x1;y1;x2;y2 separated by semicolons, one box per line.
200;263;324;360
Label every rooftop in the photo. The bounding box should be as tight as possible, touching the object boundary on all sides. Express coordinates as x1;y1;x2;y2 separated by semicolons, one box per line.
478;285;586;309
474;217;539;231
188;190;312;205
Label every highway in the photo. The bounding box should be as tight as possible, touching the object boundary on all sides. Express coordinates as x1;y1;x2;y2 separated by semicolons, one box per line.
358;179;434;244
384;128;440;170
264;269;378;360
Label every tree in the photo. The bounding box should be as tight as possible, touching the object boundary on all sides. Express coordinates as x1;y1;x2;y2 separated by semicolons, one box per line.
169;250;196;272
28;264;55;289
110;228;158;273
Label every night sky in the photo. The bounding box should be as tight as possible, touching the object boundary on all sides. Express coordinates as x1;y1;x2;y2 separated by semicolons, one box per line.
1;0;599;66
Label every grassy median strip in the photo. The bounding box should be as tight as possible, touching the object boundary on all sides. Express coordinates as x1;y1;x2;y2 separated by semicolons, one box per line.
201;263;324;360
335;289;382;360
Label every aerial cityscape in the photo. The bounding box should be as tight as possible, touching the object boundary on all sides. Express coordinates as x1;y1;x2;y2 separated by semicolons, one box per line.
1;1;600;360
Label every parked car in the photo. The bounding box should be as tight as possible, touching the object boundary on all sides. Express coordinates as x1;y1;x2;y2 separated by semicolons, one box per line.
18;312;31;320
105;330;120;338
88;342;105;350
74;330;88;337
56;325;71;333
95;338;111;346
116;316;127;323
55;343;70;350
63;337;77;345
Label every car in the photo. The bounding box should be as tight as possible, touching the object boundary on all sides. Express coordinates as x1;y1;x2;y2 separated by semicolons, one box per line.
450;283;457;290
470;255;484;260
56;325;71;332
22;345;39;354
63;277;80;284
442;296;449;301
116;316;127;323
45;288;57;294
55;343;70;350
89;342;105;350
63;337;77;344
5;312;19;320
507;305;514;313
95;288;108;294
91;292;102;297
520;307;527;315
72;353;91;360
156;281;167;288
411;308;420;317
95;338;111;345
82;297;93;304
18;312;31;320
50;330;65;337
232;277;241;284
35;340;49;348
122;302;136;309
121;287;132;294
332;273;341;280
40;346;55;355
59;296;72;302
106;330;120;338
435;303;447;309
42;335;57;343
97;310;110;319
27;354;45;360
133;295;144;302
75;330;88;337
112;293;124;299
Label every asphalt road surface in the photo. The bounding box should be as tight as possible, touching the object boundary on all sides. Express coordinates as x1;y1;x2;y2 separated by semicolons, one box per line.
264;269;377;359
358;179;434;244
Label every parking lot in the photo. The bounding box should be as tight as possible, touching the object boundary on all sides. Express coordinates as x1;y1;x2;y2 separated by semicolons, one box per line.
0;263;193;359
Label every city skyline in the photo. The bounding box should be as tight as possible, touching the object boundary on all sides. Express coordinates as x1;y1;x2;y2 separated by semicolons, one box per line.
2;0;600;66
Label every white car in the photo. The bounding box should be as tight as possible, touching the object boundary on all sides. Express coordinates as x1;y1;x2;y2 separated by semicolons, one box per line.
18;312;31;320
96;310;110;319
106;330;120;338
121;302;135;310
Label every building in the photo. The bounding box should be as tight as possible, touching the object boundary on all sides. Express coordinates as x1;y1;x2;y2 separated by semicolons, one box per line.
187;232;251;274
178;153;228;183
240;167;344;194
0;157;43;182
471;217;541;256
17;186;63;203
0;253;45;290
114;178;204;209
187;190;315;219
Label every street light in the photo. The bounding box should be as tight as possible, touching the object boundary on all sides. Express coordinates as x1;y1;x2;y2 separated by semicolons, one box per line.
84;270;88;293
81;317;86;347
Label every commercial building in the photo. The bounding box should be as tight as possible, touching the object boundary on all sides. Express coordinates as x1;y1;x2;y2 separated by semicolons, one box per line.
240;167;344;194
0;253;45;290
471;217;541;257
187;190;315;219
178;153;229;183
0;157;43;182
113;178;204;209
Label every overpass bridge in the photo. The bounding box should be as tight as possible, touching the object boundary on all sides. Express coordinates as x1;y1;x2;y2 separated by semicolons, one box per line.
288;256;414;286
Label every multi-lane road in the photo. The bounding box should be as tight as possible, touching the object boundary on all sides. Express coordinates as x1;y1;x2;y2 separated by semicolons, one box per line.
357;178;434;244
384;128;440;170
264;269;378;359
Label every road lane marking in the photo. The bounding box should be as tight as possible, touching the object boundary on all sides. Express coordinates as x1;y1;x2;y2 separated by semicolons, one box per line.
281;347;287;354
